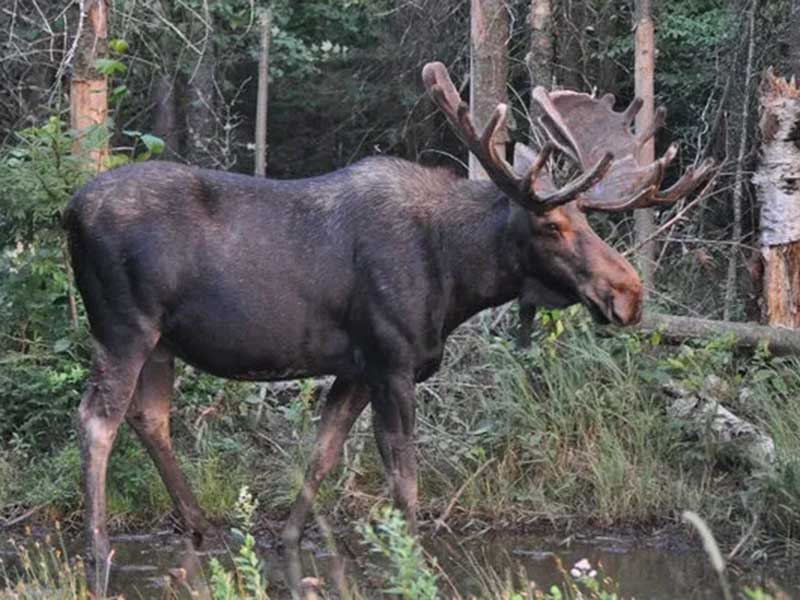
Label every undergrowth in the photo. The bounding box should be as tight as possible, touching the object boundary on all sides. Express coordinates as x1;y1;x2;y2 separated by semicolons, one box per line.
3;305;800;565
3;109;800;573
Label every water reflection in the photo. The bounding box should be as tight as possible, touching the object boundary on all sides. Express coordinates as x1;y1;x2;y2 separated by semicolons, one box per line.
2;529;796;599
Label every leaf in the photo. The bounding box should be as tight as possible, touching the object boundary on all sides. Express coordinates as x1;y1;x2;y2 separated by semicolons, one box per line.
108;38;129;54
94;58;127;76
53;338;71;354
139;134;165;156
105;154;130;169
111;85;129;102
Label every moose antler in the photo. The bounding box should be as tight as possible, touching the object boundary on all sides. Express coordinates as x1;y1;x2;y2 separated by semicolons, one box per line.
422;62;614;212
533;87;716;213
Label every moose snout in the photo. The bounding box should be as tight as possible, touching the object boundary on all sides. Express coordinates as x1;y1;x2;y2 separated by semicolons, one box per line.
610;280;643;326
584;244;644;326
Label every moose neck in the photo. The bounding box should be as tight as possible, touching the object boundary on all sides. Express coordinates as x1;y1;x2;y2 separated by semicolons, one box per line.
441;179;527;333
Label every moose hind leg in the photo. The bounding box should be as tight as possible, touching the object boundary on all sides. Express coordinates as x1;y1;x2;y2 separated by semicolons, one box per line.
126;346;211;543
79;337;155;589
371;373;418;533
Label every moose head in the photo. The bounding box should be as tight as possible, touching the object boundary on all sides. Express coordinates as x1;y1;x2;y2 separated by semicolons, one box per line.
422;61;714;327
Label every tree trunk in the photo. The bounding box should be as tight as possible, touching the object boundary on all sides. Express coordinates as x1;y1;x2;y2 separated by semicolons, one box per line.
755;72;800;328
555;0;585;90
185;26;216;167
469;0;509;180
526;0;553;119
151;74;180;159
788;0;800;81
633;0;656;296
723;0;758;321
254;8;271;176
70;0;109;172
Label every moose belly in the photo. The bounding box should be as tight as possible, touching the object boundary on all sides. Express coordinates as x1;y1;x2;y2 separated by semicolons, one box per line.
159;297;355;381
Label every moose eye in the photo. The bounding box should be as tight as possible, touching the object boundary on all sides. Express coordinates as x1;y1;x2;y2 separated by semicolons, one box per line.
545;223;561;235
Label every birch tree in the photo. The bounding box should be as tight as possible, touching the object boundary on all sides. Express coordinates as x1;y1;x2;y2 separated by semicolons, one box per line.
633;0;656;295
755;72;800;327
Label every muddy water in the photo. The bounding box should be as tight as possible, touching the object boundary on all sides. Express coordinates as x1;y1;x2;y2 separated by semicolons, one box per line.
3;529;798;598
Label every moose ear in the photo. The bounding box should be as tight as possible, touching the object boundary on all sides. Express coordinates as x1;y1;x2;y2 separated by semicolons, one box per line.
513;143;539;177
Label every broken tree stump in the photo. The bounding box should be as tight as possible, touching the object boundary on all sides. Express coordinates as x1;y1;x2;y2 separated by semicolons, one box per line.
754;70;800;328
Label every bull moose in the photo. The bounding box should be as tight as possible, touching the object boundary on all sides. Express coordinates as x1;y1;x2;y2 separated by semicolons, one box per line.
64;62;713;592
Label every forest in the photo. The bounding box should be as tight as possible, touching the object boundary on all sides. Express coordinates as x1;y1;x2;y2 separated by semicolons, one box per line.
1;0;800;598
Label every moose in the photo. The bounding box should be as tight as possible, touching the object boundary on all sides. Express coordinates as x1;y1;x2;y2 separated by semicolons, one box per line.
65;61;713;591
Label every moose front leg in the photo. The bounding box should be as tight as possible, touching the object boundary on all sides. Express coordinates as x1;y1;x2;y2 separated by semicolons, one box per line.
282;378;370;594
516;299;537;349
371;373;418;533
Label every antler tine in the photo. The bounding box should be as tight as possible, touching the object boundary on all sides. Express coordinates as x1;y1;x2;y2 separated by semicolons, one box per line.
521;142;554;189
599;93;616;108
424;62;517;193
479;104;517;180
542;153;614;205
652;157;717;204
580;185;659;213
623;97;644;126
594;155;717;212
636;105;667;150
422;62;463;118
579;144;677;212
533;87;583;163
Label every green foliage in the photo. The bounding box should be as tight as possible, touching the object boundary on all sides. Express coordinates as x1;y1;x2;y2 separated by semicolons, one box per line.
0;117;89;243
232;486;259;534
358;506;439;600
94;58;127;76
207;485;269;600
208;533;268;600
0;119;91;450
108;38;129;54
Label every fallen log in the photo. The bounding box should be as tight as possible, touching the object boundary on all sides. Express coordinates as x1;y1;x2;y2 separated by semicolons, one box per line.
662;376;775;469
637;313;800;355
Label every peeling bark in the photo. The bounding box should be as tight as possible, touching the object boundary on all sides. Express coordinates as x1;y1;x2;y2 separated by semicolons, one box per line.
755;71;800;327
70;0;109;172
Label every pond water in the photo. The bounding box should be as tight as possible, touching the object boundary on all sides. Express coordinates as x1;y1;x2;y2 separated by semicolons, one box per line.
2;528;797;599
